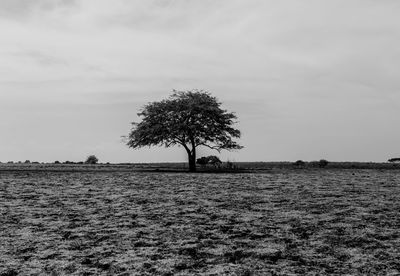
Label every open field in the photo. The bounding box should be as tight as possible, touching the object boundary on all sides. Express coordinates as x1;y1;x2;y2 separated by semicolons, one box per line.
1;169;400;275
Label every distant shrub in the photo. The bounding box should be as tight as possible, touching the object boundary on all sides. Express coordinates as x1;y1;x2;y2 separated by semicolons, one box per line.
196;156;222;168
294;160;305;168
54;161;60;164
208;156;222;166
319;159;329;168
77;161;84;164
388;158;400;163
197;157;209;166
24;160;31;164
7;161;14;164
64;161;74;164
226;160;240;170
85;155;99;164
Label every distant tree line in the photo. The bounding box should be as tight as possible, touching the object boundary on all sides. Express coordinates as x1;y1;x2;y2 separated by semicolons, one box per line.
57;155;99;164
3;155;100;165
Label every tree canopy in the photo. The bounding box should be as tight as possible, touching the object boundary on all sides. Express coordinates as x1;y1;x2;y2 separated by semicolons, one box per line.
85;155;99;164
126;90;242;171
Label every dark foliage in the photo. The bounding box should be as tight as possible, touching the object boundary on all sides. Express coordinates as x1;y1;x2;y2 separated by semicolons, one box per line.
388;158;400;163
319;159;329;168
197;156;222;167
294;160;305;168
85;155;99;165
126;90;242;171
226;161;239;170
197;157;209;166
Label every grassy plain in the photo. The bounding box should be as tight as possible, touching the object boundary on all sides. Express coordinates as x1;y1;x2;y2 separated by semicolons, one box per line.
1;166;400;275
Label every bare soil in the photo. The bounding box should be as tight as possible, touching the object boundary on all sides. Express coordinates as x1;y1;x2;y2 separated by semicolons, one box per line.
1;169;399;275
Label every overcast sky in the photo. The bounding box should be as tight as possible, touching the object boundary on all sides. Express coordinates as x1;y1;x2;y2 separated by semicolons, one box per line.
1;0;400;163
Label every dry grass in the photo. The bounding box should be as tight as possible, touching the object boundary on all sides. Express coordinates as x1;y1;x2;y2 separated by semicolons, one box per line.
1;170;400;275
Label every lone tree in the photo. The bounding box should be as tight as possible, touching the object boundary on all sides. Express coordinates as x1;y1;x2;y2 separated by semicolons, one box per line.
126;90;242;172
85;155;99;164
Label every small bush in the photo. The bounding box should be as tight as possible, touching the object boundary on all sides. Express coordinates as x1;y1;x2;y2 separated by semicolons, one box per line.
319;159;329;168
388;158;400;163
196;157;209;166
294;160;305;168
208;156;222;166
226;161;239;170
196;156;222;168
85;155;99;164
54;161;60;164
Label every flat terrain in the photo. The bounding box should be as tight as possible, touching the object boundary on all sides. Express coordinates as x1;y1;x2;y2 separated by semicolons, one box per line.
1;169;400;275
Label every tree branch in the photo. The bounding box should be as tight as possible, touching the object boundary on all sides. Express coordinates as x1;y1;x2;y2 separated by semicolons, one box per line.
180;142;191;154
197;143;222;153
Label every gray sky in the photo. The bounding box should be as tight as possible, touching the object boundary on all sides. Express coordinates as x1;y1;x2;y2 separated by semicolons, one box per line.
1;0;400;163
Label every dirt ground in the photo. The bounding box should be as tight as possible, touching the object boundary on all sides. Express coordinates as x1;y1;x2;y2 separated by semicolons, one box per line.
1;170;399;275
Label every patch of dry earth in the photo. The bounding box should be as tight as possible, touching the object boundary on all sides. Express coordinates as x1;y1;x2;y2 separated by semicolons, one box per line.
1;170;399;275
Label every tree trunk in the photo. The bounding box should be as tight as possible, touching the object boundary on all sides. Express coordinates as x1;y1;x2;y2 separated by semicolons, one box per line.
183;141;196;172
188;150;196;172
